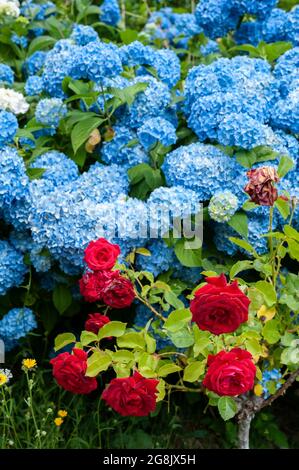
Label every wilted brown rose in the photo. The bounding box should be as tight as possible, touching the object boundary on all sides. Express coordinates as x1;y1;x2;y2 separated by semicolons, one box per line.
244;167;279;206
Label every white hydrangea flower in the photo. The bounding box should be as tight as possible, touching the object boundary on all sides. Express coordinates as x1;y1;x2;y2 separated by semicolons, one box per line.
0;88;29;115
0;0;20;17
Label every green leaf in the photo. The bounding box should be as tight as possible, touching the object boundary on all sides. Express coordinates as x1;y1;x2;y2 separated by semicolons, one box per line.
52;284;72;314
284;225;299;242
158;363;181;377
71;117;104;154
86;351;111;377
174;238;202;267
97;321;127;340
229;237;257;256
109;82;148;107
193;326;211;357
230;260;254;279
80;330;98;346
168;327;194;348
218;396;238;421
263;41;292;62
262;319;281;344
278;155;295;178
255;281;277;307
245;338;263;356
112;350;135;363
144;333;156;354
228;211;248;238
54;332;76;351
119;29;139;44
275;198;290;219
183;361;206;383
26;167;46;180
135;247;151;256
164;308;191;332
28;35;56;55
164;290;185;310
117;332;146;350
287;239;299;261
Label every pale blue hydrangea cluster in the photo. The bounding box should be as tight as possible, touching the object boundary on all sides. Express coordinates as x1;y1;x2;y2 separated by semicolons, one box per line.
11;34;28;48
136;239;176;277
200;40;220;56
35;98;67;130
0;64;14;85
184;56;281;150
0;241;28;295
100;125;149;168
137;117;177;150
100;0;121;26
70;24;99;46
0;147;28;207
259;369;282;399
208;191;239;222
143;8;202;48
23;51;47;77
162;143;244;201
235;6;299;46
25;75;44;95
195;0;278;39
0;308;37;352
0;111;18;148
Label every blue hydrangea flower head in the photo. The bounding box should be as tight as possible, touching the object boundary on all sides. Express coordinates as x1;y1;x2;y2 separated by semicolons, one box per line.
100;0;121;26
35;98;67;129
30;150;79;187
260;368;282;399
200;40;220;56
25;75;44;95
162;143;244;201
23;51;47;77
0;64;14;85
0;307;37;352
137;117;177;150
70;24;99;45
0;111;18;148
100;125;149;168
0;241;28;296
11;34;28;48
0;146;29;207
208;191;239;222
136;239;177;278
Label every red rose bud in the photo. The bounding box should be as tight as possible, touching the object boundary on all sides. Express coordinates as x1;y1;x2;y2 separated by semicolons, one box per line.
84;238;120;271
102;371;159;416
50;349;97;395
244;166;279;206
79;270;119;303
85;313;111;335
190;273;250;335
102;272;135;309
203;348;256;396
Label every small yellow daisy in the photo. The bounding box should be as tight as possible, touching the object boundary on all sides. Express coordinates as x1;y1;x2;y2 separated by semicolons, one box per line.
58;410;68;418
254;384;264;397
0;373;8;386
54;417;64;427
22;358;37;370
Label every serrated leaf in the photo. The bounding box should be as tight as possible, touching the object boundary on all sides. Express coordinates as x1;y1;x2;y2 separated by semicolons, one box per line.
80;330;98;346
86;351;111;377
54;332;76;351
278;155;295;178
97;321;126;340
158;363;181;377
262;319;281;344
228;211;248;238
117;332;146;349
275;198;290;219
255;281;277;307
168;327;194;348
218;396;238;421
174;238;202;267
183;361;206;383
229;237;257;255
230;260;254;279
164;308;191;332
71;117;104;154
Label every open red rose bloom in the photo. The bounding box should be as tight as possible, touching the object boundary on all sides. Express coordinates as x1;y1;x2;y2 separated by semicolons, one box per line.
101;371;159;417
203;348;256;396
190;273;250;335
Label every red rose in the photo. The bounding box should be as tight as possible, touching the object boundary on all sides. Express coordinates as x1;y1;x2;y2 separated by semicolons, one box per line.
102;371;159;416
79;270;117;303
203;348;256;396
102;272;135;309
84;238;120;271
85;313;111;334
190;273;250;335
50;348;97;395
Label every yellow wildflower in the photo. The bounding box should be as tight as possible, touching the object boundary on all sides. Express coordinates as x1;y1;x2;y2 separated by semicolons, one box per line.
254;384;264;397
54;417;64;427
0;373;8;386
22;358;37;370
58;410;68;418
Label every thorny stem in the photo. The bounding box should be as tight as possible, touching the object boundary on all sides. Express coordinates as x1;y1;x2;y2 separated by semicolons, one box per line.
135;293;167;322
